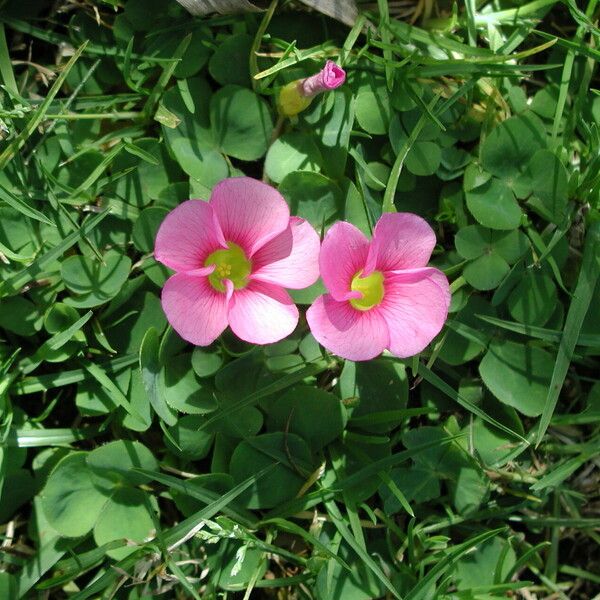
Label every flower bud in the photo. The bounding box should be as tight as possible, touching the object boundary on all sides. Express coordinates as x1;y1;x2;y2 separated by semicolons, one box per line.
277;60;346;117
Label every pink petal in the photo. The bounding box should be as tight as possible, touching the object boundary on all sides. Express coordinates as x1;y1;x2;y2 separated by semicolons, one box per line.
161;274;229;346
227;281;299;345
209;177;290;256
320;221;370;301
251;217;320;289
301;61;346;97
306;294;389;361
364;213;437;274
154;200;225;272
377;267;450;358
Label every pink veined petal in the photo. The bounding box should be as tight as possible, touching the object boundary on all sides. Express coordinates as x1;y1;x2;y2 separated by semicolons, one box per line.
321;61;346;89
161;273;229;346
364;212;437;274
306;294;390;361
209;177;290;256
301;61;346;96
376;267;450;358
227;280;299;345
251;217;320;289
154;200;225;272
320;221;370;301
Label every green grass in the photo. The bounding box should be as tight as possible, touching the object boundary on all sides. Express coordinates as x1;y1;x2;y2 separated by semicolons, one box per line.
0;0;599;598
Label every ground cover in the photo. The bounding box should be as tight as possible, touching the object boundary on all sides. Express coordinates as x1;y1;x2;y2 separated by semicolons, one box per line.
0;0;599;598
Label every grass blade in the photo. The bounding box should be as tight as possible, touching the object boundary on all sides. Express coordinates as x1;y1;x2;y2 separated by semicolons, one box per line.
135;468;256;527
0;41;88;169
0;23;18;98
0;183;55;225
536;222;600;445
325;499;402;599
416;362;528;443
15;354;137;395
382;95;440;213
405;528;505;600
0;209;110;297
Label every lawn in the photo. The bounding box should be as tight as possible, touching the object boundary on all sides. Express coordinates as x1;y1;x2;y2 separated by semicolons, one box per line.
0;0;599;598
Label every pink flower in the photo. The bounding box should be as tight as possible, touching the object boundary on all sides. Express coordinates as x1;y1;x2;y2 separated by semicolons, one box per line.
300;60;346;97
154;177;320;346
278;61;346;117
306;214;450;361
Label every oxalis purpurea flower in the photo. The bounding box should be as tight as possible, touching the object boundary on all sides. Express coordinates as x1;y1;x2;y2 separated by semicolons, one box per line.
278;60;346;117
154;177;320;346
306;214;451;361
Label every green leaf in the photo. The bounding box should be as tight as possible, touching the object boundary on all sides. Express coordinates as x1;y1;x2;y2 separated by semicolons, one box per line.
0;296;42;336
210;85;273;161
439;296;496;365
463;253;510;290
10;427;97;447
161;353;217;414
315;88;355;179
35;541;125;591
455;225;528;262
264;132;322;184
479;340;554;417
83;361;145;421
507;269;557;326
339;359;408;433
208;33;253;87
465;177;522;230
132;207;168;253
405;140;442;176
61;250;131;307
416;363;527;442
0;573;17;600
480;112;546;183
191;346;224;378
161;77;228;188
135;469;255;528
165;414;215;460
527;149;569;224
229;432;314;509
454;537;516;590
405;528;506;600
23;310;91;374
93;487;156;559
403;424;489;513
355;80;391;134
41;452;109;537
380;467;440;513
87;440;158;487
456;226;529;290
266;385;347;451
278;171;343;230
139;327;177;426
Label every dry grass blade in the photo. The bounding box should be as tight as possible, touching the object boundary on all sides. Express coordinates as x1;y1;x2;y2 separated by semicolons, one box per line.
174;0;359;25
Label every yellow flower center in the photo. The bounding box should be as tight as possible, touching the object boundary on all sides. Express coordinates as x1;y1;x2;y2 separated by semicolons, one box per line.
204;242;251;292
349;270;385;311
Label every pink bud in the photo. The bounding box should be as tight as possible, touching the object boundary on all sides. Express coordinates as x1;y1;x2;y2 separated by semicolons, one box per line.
300;61;346;97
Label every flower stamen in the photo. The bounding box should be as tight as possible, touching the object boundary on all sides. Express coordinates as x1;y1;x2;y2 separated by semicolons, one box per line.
349;270;384;311
205;242;251;292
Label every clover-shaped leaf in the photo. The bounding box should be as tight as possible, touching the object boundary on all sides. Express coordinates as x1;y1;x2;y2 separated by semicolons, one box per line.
465;177;522;230
480;112;546;184
61;250;131;308
455;225;529;290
